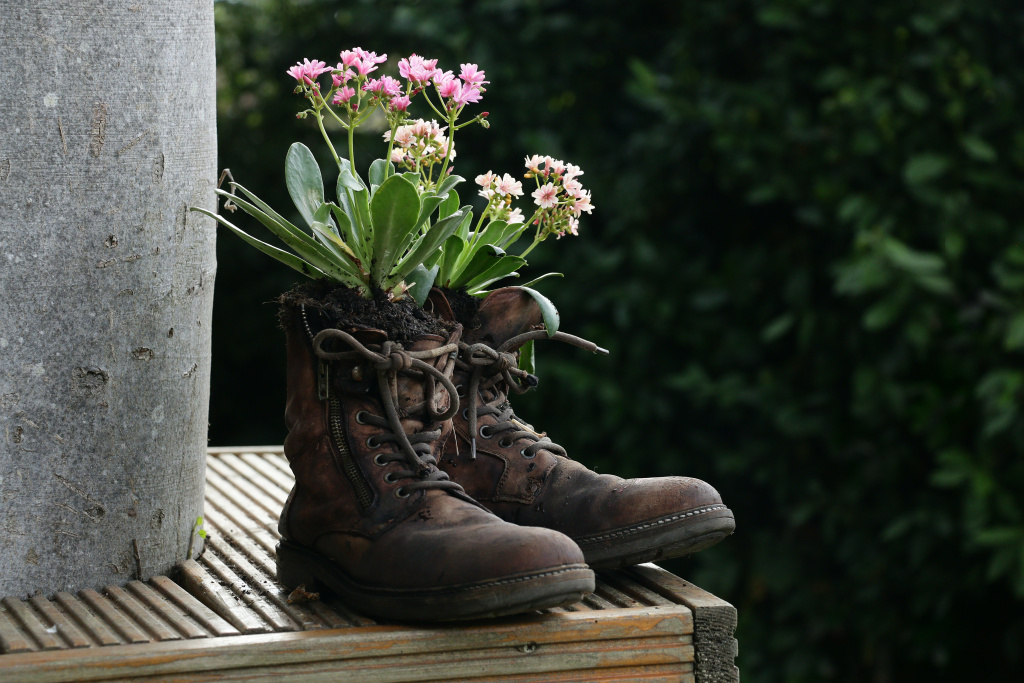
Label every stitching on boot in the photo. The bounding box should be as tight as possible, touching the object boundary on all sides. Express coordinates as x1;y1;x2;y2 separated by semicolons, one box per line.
574;504;730;544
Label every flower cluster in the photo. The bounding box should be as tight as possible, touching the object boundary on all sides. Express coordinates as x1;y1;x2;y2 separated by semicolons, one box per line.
384;119;455;173
525;155;593;239
475;172;525;224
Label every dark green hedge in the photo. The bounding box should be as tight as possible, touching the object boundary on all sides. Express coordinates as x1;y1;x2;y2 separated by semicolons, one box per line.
212;1;1024;679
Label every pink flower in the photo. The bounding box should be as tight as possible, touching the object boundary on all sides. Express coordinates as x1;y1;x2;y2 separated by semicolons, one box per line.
563;178;584;198
508;207;525;224
532;183;558;209
452;82;483;106
390;95;411;111
399;54;439;84
436;75;461;100
379;76;402;97
286;58;332;84
363;78;384;93
524;155;546;173
497;173;523;197
572;191;594;216
567;216;579;236
476;171;497;187
332;66;353;87
459;63;489;87
332;86;356;105
564;163;584;179
545;157;565;175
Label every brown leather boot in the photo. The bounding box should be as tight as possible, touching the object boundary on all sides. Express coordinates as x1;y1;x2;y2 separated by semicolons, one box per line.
276;302;594;621
435;288;736;570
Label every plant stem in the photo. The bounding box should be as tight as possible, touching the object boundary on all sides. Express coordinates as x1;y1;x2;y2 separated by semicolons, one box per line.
315;110;342;167
519;236;543;259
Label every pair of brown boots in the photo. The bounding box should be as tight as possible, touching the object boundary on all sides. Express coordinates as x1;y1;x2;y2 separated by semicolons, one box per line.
275;287;734;621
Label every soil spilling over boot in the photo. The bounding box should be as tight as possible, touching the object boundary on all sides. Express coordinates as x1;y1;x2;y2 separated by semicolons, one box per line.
276;287;594;621
436;287;736;570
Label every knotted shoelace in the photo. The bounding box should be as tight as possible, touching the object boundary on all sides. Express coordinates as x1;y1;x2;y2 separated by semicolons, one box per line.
312;327;464;495
457;330;608;459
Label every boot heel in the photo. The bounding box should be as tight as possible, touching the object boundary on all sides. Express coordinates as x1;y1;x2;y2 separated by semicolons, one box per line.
276;541;321;591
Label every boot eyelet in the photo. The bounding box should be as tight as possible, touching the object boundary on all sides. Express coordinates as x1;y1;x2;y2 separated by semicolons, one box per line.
499;437;513;448
461;408;469;420
521;449;536;459
479;425;493;439
373;453;388;466
394;487;410;498
384;472;398;483
456;384;466;397
366;435;380;448
355;410;370;424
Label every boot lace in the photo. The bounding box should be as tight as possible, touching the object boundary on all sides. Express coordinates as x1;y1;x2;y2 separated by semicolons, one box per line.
457;330;608;460
312;327;465;496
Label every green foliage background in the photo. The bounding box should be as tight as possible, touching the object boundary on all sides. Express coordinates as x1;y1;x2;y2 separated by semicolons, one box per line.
211;1;1024;679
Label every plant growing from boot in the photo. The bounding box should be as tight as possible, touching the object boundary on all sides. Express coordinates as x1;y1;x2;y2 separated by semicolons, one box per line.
192;48;594;312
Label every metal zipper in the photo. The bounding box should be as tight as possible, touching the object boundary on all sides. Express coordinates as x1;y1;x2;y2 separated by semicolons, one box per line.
327;392;374;510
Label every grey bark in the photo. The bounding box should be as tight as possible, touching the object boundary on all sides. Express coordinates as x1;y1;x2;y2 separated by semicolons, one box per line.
0;1;216;596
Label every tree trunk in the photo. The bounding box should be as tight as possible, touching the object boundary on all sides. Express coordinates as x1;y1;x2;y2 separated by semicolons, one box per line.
0;1;216;596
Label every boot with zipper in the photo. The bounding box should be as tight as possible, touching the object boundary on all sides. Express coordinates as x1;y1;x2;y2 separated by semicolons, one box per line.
276;299;594;621
434;287;736;570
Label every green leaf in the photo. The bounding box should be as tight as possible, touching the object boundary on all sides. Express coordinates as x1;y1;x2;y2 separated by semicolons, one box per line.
328;205;362;259
214;190;359;282
369;174;422;284
438;189;460;220
518;339;536;375
903;154;949;185
456;208;473;241
520;272;564;288
191;207;328;280
465;255;527;293
438;235;466;287
434;174;464;199
962;135;997;163
862;296;904;330
882;238;945;274
452;244;507;287
514;286;560;336
285;143;326;227
311;222;361;274
1005;312;1024;350
369;158;395;189
761;313;795;342
407;264;439;306
390;208;469;286
337;157;365;192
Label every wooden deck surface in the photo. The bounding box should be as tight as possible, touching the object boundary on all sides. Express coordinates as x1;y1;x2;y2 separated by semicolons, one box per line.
0;447;738;682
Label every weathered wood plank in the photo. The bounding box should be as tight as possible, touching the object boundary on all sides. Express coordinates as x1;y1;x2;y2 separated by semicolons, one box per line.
149;576;239;638
627;564;738;683
200;552;296;632
206;461;283;517
220;453;292;500
0;607;692;682
104;586;181;642
204;489;280;555
177;560;268;635
458;662;694;682
126;581;208;640
593;582;643;609
51;593;122;647
27;596;91;649
205;535;322;631
1;597;62;651
597;571;676;607
77;590;151;645
239;452;297;494
0;602;36;654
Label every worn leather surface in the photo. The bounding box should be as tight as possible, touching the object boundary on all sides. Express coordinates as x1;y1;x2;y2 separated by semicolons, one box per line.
439;287;727;542
279;312;586;591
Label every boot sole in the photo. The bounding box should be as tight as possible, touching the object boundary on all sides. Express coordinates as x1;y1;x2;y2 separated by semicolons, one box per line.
276;541;595;622
575;505;736;570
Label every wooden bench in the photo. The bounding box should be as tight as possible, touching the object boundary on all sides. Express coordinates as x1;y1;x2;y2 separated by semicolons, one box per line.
0;447;738;682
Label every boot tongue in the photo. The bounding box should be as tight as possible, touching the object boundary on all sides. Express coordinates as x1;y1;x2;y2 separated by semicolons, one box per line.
463;287;543;350
396;332;459;418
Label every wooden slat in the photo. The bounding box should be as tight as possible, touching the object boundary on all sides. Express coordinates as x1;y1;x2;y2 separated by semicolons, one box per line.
0;607;692;682
627;564;738;683
104;586;181;642
178;560;269;635
52;593;122;647
77;590;150;645
126;582;208;640
239;452;296;493
455;662;693;682
596;571;676;607
27;596;90;649
149;576;239;638
205;535;322;631
1;597;62;651
593;582;643;609
0;602;36;654
219;453;291;501
204;489;280;554
206;462;282;518
200;552;295;632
